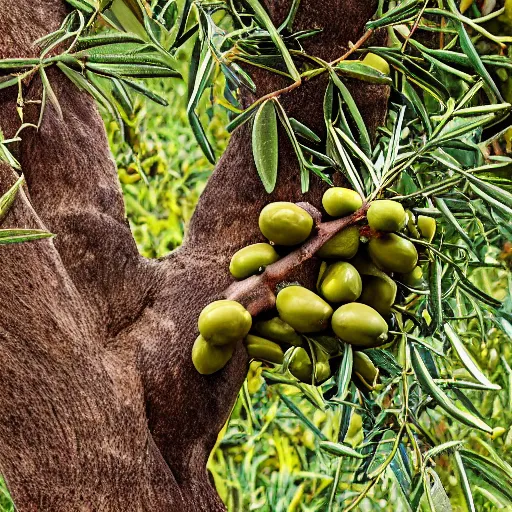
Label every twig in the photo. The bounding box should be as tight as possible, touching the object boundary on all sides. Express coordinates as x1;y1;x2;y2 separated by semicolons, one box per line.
225;202;369;315
329;29;374;66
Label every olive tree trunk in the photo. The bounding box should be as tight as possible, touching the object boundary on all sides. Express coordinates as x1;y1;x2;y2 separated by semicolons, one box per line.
0;0;387;510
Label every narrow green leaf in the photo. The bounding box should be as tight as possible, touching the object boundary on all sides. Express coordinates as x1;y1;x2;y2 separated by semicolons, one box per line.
0;229;54;244
278;390;327;441
411;346;492;433
39;67;63;120
444;323;500;390
0;175;24;223
435;197;474;248
289;118;321;143
454;451;476;512
252;100;278;193
335;343;353;402
424;440;463;463
428;257;443;331
446;0;503;102
335;61;392;85
320;441;365;459
246;0;300;82
329;70;372;157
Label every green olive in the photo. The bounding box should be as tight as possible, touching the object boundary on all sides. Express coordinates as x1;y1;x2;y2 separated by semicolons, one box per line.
314;346;331;382
317;226;360;259
353;351;379;389
405;209;420;238
316;261;328;292
358;275;397;317
192;335;235;375
229;243;279;279
362;52;390;75
276;286;333;333
322;187;363;217
344;412;364;448
367;200;406;232
399;265;423;287
253;317;303;346
259;202;313;246
318;262;362;303
417;215;436;242
244;334;284;364
198;300;252;346
331;303;388;347
289;347;313;382
368;233;418;274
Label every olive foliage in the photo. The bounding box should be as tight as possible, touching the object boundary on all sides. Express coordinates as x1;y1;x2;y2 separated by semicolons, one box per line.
1;0;512;510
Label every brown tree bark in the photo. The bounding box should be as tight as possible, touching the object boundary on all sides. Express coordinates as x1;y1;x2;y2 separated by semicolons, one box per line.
0;0;388;510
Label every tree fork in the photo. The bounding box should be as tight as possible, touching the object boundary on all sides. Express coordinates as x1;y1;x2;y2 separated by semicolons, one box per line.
0;0;388;510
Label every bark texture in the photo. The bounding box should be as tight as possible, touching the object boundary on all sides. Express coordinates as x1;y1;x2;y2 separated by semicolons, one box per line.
0;0;388;510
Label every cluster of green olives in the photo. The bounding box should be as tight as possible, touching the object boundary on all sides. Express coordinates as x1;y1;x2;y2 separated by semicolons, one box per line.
192;189;436;384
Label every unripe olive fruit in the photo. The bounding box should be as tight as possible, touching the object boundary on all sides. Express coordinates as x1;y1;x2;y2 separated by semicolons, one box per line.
368;233;418;274
332;303;388;347
359;275;397;317
192;335;235;375
322;187;363;217
344;412;364;448
289;347;313;382
315;361;331;383
405;209;420;238
253;317;303;346
318;262;362;303
244;334;284;364
353;351;379;389
399;266;423;287
198;300;252;346
367;200;406;232
317;226;360;259
362;52;390;75
276;286;333;333
417;215;436;242
229;243;279;279
259;202;313;246
313;346;331;382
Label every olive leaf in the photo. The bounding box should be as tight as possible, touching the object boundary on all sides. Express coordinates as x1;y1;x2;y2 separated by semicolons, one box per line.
252;100;279;193
411;345;493;434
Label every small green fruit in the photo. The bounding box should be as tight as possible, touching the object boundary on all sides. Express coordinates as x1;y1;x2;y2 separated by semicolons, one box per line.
289;347;313;382
317;226;360;259
322;187;363;217
399;266;423;287
368;233;418;273
362;52;390;75
198;300;252;346
259;202;313;246
417;215;436;242
353;351;379;389
318;262;362;303
192;335;235;375
313;346;331;382
405;209;420;238
229;243;279;279
253;317;303;346
367;200;406;232
276;286;333;333
331;303;388;347
359;275;397;317
244;334;284;364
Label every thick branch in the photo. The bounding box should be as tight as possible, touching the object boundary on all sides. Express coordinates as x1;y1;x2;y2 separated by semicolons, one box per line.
225;203;369;315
